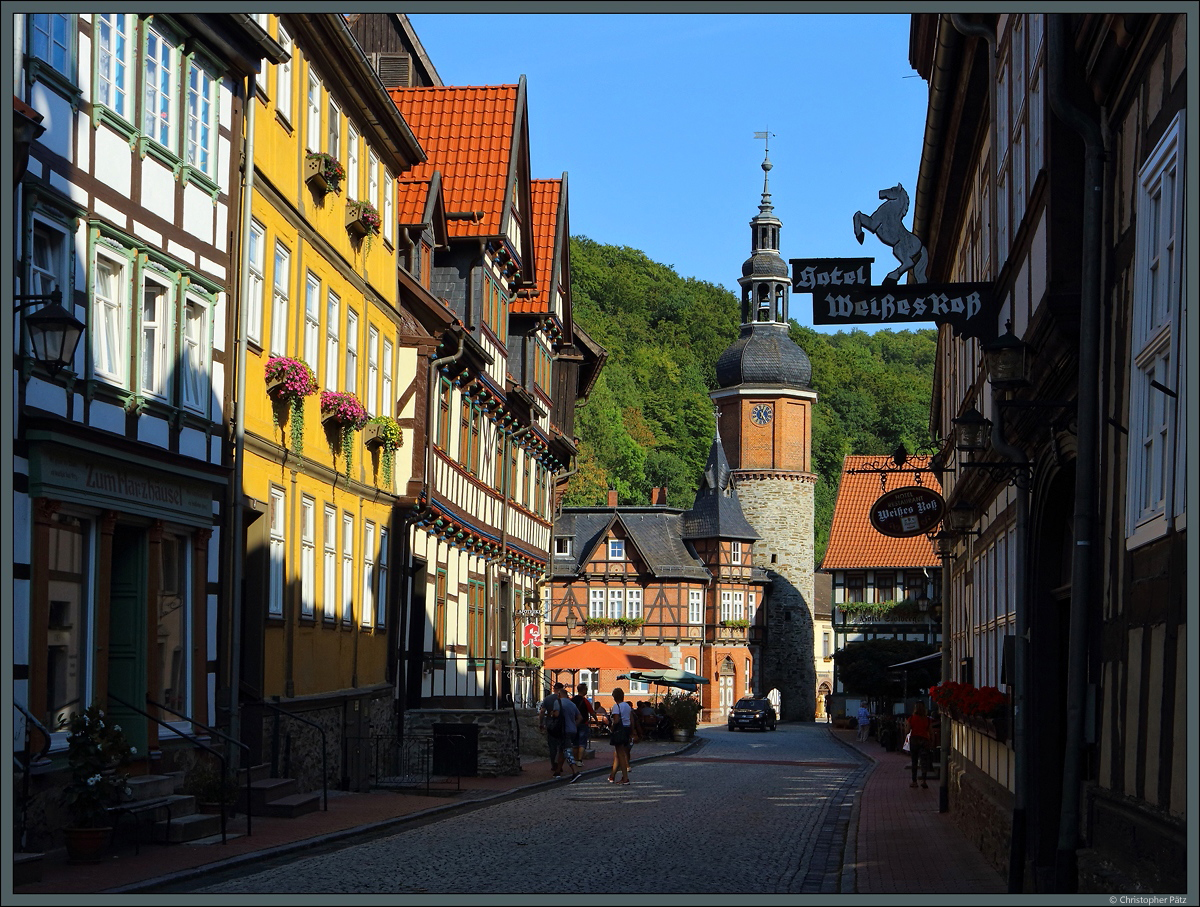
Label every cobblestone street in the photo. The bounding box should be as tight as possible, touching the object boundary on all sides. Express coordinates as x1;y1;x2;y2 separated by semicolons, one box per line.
193;725;868;895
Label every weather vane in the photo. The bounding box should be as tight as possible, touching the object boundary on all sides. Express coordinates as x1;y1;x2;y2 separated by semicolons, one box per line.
754;128;775;158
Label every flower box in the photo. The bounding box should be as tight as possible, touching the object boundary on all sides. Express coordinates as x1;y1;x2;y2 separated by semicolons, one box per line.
345;199;381;237
305;153;344;195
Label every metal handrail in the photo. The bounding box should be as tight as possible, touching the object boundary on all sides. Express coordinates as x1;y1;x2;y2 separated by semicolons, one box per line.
144;696;253;837
13;702;52;852
248;698;328;811
106;693;232;844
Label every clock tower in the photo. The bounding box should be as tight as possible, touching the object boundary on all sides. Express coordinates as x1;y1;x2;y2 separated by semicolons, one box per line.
711;144;818;721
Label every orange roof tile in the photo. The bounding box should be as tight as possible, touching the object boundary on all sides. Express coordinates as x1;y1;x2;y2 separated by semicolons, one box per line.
386;85;518;240
395;179;431;225
512;178;561;315
821;455;942;570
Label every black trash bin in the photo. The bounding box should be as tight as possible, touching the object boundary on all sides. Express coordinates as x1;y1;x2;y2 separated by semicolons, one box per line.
432;723;478;777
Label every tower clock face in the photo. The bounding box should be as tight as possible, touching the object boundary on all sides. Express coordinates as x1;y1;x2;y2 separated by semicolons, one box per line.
750;403;774;425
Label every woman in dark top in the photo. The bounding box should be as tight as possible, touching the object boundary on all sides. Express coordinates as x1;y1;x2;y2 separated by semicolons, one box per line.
908;701;933;788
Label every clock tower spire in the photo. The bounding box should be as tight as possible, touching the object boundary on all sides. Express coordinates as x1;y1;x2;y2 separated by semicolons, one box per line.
710;139;818;722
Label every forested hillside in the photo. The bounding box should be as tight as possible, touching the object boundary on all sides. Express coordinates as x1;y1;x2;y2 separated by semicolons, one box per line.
563;236;937;563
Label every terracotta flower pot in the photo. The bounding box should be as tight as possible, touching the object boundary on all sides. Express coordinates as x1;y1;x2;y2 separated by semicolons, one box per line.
64;825;112;863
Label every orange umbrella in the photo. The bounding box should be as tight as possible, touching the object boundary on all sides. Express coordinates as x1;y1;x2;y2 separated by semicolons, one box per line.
543;639;672;672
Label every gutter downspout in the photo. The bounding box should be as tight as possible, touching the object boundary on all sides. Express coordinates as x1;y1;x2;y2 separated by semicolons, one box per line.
1047;13;1103;892
497;424;531;710
228;71;257;760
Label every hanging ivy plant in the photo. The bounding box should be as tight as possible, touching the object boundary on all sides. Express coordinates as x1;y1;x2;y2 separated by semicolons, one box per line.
320;391;369;475
264;357;317;457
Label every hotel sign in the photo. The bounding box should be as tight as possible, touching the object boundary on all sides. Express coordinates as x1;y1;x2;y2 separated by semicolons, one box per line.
810;282;994;338
31;448;214;524
869;485;945;539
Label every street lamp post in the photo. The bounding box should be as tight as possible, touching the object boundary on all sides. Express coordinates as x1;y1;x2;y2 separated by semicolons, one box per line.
933;528;956;814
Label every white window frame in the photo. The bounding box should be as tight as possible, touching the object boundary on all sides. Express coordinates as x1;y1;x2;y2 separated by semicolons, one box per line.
185;54;218;178
270;242;290;356
304;271;320;371
180;292;211;415
326;97;340;160
300;496;315;619
362;521;376;627
382;338;394;419
589;588;605;618
323;505;337;622
731;541;742;565
383;169;394;246
608;539;624;561
1126;111;1185;547
140;271;174;400
276;25;293;123
143;22;178;153
325;289;340;391
341;512;354;624
91;246;129;385
31;13;73;78
748;591;756;621
269;487;286;618
377;528;389;628
626;588;642;620
246;221;265;345
95;14;133;120
346;124;360;199
345;309;359;395
733;590;745;621
367;150;380;209
367;326;379;415
555;537;572;557
607;588;623;620
305;68;321;152
720;590;732;623
688;589;702;625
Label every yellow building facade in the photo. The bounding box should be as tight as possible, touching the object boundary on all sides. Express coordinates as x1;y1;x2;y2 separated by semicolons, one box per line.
234;14;425;782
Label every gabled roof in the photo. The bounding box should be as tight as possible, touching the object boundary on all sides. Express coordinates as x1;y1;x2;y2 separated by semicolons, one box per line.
681;426;759;541
386;84;519;240
396;171;448;246
552;509;710;581
514;177;562;316
821;455;941;570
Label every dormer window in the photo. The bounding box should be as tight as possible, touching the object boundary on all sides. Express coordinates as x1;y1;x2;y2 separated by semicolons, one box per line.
555;537;572;556
608;539;624;560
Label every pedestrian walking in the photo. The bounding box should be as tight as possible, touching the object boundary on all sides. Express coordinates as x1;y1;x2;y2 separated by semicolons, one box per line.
552;687;583;780
571;683;595;768
907;701;933;788
856;703;871;742
539;682;566;775
607;687;636;784
825;693;833;724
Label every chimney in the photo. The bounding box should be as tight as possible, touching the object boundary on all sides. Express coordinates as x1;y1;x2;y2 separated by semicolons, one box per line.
607;489;618;508
654;486;669;505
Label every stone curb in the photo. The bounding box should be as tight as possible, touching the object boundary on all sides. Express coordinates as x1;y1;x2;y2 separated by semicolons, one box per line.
107;737;703;894
826;725;877;894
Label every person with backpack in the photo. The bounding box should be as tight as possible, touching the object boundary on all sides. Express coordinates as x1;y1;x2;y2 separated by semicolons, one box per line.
571;683;596;768
607;687;637;784
539;683;566;775
549;686;582;781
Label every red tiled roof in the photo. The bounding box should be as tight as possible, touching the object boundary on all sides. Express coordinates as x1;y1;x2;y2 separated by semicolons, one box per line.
395;179;431;225
386;85;517;240
821;455;942;570
512;178;561;315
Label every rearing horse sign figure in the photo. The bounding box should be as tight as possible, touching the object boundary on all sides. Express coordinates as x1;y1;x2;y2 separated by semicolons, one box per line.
853;182;928;285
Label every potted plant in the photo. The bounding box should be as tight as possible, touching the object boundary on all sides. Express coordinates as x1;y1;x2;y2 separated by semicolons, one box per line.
320;391;369;474
660;691;703;742
183;758;238;814
345;198;381;238
60;704;136;862
721;618;751;629
265;356;318;457
304;152;345;195
363;415;402;486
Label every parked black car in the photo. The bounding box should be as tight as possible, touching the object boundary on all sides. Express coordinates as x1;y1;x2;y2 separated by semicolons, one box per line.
727;698;777;731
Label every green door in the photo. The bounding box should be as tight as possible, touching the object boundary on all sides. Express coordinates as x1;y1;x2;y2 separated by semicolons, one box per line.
108;526;148;749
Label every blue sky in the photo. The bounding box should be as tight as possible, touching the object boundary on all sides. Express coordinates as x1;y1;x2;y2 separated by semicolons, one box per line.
407;12;932;331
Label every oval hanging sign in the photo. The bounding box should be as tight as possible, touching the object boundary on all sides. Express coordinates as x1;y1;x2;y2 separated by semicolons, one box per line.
869;485;945;538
